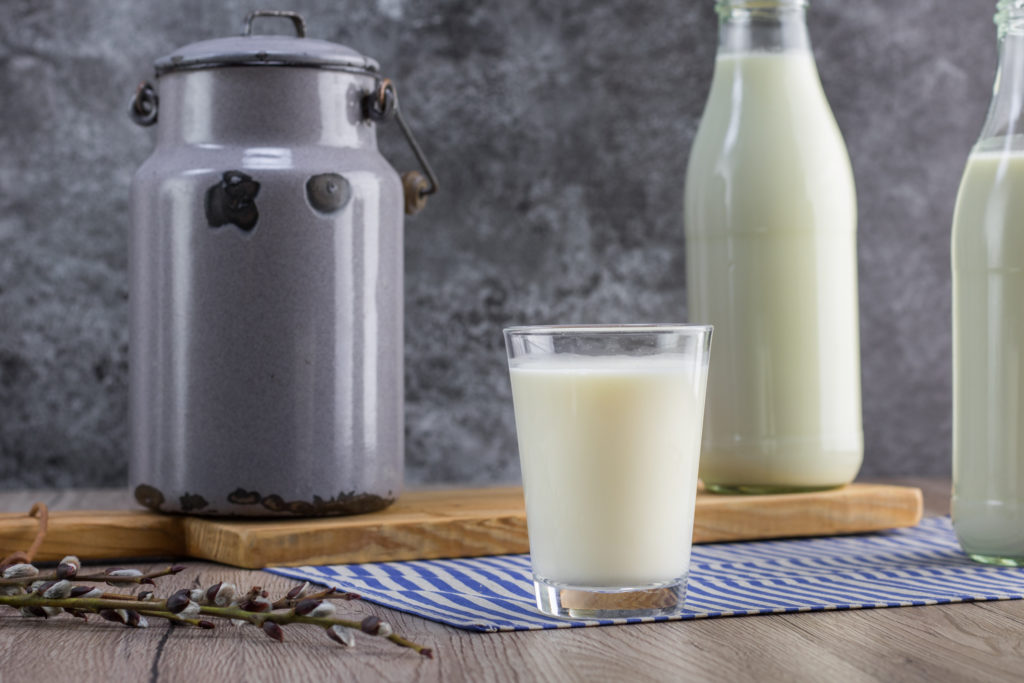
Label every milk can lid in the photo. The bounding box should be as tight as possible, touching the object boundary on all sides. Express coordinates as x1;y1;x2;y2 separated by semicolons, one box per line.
153;10;379;76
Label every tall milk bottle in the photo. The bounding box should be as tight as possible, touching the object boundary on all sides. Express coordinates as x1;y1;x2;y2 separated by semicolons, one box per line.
684;0;863;493
952;1;1024;565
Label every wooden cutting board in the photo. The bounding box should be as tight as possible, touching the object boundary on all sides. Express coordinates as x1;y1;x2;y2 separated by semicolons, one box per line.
0;484;922;569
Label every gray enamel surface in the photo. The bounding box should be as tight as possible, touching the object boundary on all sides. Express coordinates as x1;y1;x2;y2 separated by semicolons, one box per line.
129;67;403;514
154;35;379;75
0;1;997;490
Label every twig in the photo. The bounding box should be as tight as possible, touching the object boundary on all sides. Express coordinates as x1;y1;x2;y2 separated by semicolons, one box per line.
0;565;185;587
0;503;49;570
0;502;434;659
0;593;432;656
271;587;359;610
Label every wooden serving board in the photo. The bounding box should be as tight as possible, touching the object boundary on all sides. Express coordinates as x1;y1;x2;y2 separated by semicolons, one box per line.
0;484;922;569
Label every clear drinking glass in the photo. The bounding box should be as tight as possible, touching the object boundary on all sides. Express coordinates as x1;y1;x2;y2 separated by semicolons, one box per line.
504;324;712;619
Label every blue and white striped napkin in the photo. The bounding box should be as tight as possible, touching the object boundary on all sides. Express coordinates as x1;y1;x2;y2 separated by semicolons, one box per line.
266;517;1024;632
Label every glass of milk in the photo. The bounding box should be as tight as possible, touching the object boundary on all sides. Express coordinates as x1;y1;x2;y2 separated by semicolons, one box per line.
951;0;1024;566
504;324;712;618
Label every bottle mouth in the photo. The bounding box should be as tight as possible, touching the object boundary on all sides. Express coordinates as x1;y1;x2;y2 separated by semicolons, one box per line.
715;0;809;9
715;0;808;20
997;0;1024;39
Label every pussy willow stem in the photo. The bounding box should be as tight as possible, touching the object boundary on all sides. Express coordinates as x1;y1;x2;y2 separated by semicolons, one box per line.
193;605;429;654
136;610;206;627
0;565;183;587
271;588;357;610
1;595;174;613
0;594;430;655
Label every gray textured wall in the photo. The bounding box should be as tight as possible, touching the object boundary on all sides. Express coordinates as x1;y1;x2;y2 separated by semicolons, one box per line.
0;0;996;488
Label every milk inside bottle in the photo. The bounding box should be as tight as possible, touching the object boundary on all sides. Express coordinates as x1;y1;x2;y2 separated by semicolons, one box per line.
684;0;863;493
951;0;1024;565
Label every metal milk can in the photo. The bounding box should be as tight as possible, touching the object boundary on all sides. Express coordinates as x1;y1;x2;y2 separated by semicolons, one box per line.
127;11;436;516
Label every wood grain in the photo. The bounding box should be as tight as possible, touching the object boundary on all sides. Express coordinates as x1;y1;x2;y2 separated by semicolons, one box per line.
1;482;1023;683
179;486;531;568
0;484;922;568
781;599;1024;682
692;483;923;543
0;509;184;562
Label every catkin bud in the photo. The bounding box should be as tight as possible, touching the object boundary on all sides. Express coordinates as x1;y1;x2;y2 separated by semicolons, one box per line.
56;556;81;579
240;595;273;613
165;589;192;614
126;610;148;628
205;582;222;604
180;601;201;617
43;580;73;599
326;624;356;647
309;601;336;619
99;609;128;624
360;615;382;635
293;599;321;616
285;582;310;600
262;621;285;642
3;563;39;579
105;568;143;578
213;582;236;607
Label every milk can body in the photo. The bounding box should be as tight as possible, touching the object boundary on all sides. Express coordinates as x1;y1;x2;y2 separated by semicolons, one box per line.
128;17;418;516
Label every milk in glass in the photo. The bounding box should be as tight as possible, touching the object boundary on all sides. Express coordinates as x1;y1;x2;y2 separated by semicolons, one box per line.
509;355;705;586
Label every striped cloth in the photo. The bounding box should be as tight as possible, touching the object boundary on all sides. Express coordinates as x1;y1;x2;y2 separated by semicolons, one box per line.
266;517;1024;632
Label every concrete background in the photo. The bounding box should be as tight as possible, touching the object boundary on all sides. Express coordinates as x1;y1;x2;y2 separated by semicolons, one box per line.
0;0;997;488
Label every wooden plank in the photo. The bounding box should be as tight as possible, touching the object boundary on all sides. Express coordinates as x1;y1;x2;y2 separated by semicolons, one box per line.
780;599;1024;682
692;483;923;543
182;487;531;568
0;484;922;568
0;509;185;563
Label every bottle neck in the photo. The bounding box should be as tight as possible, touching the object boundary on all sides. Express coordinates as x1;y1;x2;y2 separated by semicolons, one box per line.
979;13;1024;148
716;0;811;54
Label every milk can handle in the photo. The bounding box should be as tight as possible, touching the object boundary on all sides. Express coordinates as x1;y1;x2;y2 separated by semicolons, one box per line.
363;79;439;215
130;81;158;127
242;10;306;37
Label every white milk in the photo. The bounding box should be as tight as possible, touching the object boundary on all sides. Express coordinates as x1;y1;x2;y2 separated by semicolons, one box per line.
952;150;1024;562
509;355;705;587
684;51;863;490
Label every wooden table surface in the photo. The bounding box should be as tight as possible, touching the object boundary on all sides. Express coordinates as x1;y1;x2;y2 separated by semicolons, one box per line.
0;478;1020;683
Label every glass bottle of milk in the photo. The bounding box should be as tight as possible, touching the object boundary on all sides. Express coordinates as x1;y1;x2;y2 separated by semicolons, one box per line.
684;0;863;493
951;1;1024;566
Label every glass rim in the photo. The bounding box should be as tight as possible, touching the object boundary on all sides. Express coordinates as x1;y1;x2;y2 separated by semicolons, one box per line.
503;323;713;336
